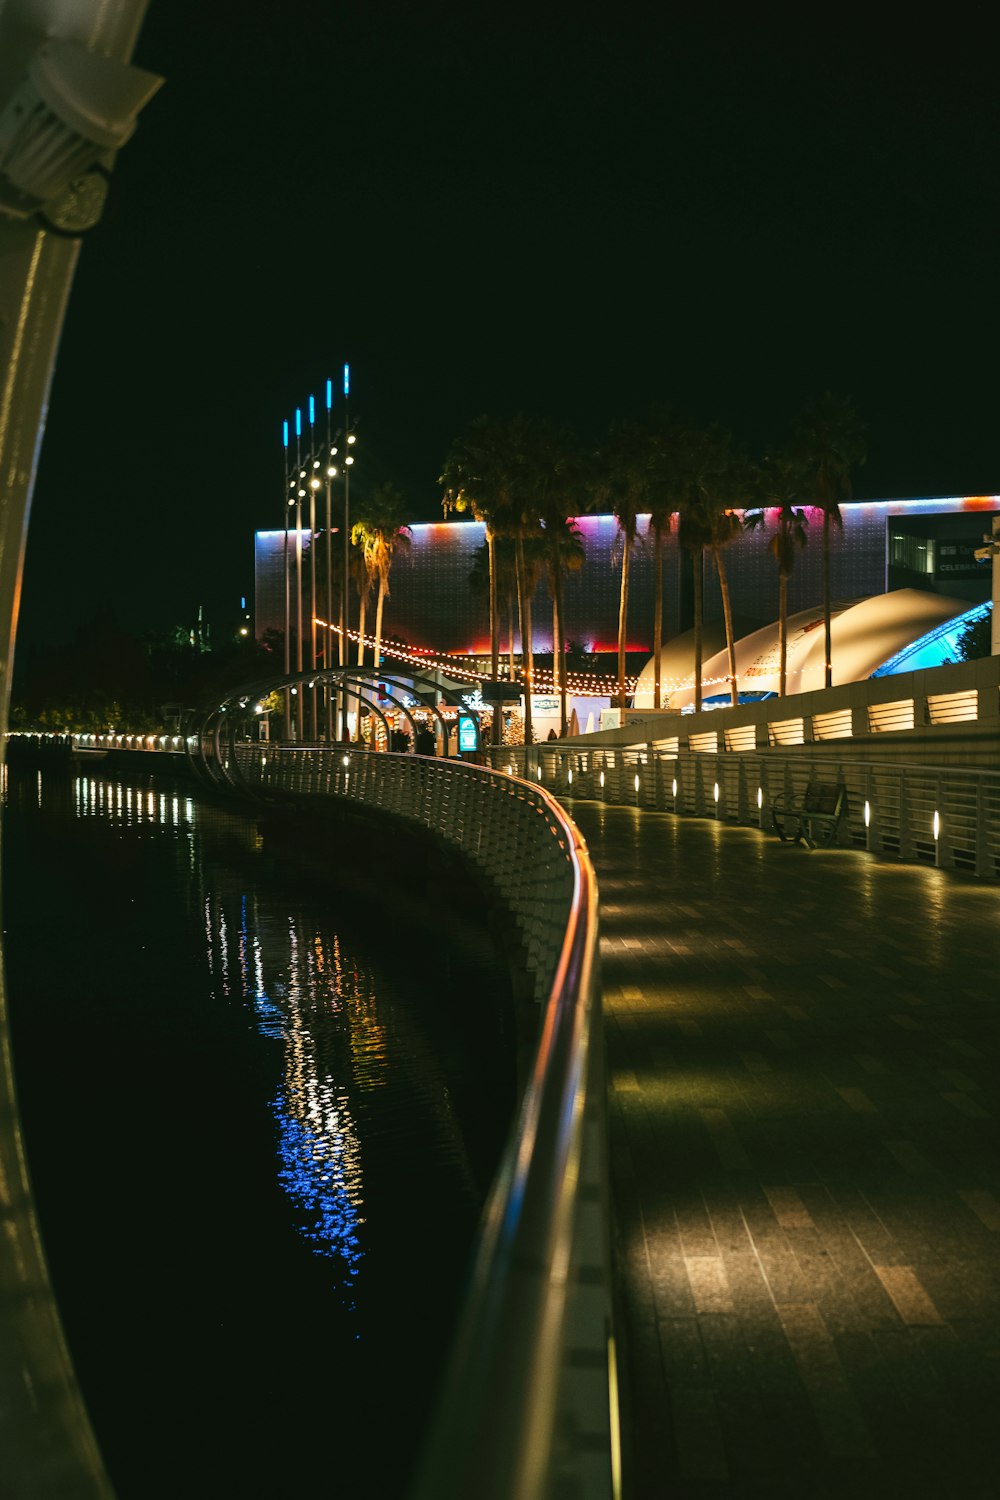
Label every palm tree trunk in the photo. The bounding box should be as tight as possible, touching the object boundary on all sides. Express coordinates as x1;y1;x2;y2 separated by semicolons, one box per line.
714;545;739;708
822;510;832;688
653;525;663;710
373;576;386;673
617;535;631;712
354;592;367;743
487;527;499;680
488;528;501;747
693;549;704;714
507;595;516;678
515;529;533;747
779;572;788;697
554;564;567;735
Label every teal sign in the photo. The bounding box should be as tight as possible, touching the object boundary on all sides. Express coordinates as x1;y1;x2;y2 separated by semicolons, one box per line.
457;713;479;753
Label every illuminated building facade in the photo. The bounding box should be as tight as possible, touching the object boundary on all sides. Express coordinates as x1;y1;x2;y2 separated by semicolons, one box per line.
254;496;998;657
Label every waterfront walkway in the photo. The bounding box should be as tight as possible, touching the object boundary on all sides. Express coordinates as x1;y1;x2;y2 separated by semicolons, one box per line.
566;800;1000;1500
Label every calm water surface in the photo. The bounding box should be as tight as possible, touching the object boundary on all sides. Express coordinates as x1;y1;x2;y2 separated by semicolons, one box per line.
1;764;514;1497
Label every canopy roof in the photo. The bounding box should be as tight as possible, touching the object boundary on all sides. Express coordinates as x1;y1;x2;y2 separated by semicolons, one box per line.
633;589;973;710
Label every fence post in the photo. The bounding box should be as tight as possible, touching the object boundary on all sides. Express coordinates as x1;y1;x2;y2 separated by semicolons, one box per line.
975;777;990;878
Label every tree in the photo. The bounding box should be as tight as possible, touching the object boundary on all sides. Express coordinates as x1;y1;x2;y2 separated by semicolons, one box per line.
746;479;809;697
675;426;752;710
541;515;586;733
954;609;992;662
470;536;518;676
591;420;648;713
644;412;685;710
785;393;867;687
351;484;412;674
441;417;515;742
442;413;573;747
349;538;372;669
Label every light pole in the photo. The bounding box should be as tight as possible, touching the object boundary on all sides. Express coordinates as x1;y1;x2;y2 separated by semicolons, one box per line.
294;406;305;740
308;392;321;740
282;417;292;737
342;363;352;737
325;377;335;740
280;368;354;740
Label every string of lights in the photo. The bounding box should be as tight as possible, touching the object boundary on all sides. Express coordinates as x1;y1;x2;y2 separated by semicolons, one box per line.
313;619;735;696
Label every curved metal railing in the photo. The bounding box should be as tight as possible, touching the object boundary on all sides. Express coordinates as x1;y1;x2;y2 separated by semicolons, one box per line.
488;738;1000;879
194;674;620;1500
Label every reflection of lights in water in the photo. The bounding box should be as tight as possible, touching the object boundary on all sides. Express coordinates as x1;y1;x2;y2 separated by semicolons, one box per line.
272;1093;364;1282
218;908;370;1285
217;906;229;993
56;775;377;1295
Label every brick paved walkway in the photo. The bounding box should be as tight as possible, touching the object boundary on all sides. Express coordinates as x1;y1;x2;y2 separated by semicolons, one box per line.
566;799;1000;1500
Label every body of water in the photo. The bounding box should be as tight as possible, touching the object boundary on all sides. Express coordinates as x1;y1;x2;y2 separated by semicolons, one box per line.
1;764;515;1497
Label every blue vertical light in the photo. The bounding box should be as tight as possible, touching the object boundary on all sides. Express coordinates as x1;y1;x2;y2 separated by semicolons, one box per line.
343;363;350;397
309;394;315;426
282;419;289;449
295;408;302;438
326;377;333;410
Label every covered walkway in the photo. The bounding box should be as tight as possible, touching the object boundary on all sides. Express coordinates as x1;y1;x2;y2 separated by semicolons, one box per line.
567;800;1000;1499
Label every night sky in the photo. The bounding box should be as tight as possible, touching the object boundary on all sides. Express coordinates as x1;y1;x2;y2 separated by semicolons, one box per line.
17;1;1000;652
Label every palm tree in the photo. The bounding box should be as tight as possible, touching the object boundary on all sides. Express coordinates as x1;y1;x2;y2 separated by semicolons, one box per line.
349;541;372;669
512;526;545;731
785;393;867;687
542;515;585;733
472;537;518;675
592;420;648;714
644;414;684;710
746;487;809;696
675;426;752;710
441;417;514;742
442;413;572;748
351;484;411;674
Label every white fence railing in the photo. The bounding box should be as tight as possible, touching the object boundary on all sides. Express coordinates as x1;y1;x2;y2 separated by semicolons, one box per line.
572;654;1000;769
485;740;1000;879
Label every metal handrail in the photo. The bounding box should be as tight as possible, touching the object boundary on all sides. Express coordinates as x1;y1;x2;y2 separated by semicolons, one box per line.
490;740;1000;880
195;705;619;1500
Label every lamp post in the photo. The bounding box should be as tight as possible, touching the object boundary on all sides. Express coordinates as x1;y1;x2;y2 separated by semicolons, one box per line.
325;377;335;740
308;392;320;740
281;368;354;741
294;408;305;740
282;418;292;737
342;362;352;738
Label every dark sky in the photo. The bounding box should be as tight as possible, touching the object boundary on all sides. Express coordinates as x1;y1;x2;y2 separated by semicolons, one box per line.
18;0;1000;650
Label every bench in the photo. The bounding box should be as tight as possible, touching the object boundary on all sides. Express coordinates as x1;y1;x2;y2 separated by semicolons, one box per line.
771;780;848;849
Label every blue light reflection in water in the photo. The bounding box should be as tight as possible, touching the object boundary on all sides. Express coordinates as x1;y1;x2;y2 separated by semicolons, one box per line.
272;1104;363;1281
2;763;513;1496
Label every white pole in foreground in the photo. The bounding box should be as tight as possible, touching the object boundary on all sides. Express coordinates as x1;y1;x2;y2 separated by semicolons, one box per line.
0;6;160;1493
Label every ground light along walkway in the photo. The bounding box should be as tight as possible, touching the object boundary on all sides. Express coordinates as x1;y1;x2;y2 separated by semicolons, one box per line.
565;799;1000;1500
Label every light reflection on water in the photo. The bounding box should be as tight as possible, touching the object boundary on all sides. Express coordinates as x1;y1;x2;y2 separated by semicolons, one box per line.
240;908;366;1288
2;763;511;1495
67;771;385;1285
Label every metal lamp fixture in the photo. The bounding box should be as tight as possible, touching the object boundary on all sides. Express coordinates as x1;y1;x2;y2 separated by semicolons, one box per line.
0;38;162;229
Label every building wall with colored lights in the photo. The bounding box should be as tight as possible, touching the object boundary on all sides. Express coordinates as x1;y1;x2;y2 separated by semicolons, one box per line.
254;497;998;655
